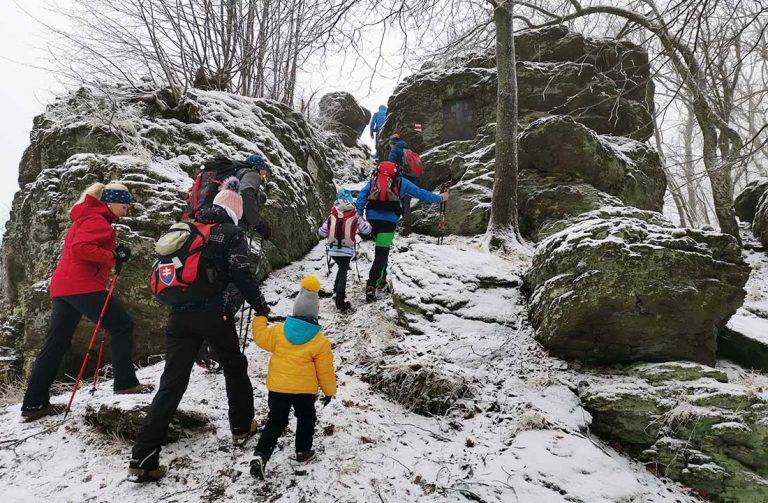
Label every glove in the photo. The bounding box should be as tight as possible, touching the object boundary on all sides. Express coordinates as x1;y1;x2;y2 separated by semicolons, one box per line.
254;220;271;241
254;303;270;318
321;395;333;407
114;244;131;265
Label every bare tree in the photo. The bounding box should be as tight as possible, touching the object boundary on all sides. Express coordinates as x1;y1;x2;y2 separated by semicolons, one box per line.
49;0;360;106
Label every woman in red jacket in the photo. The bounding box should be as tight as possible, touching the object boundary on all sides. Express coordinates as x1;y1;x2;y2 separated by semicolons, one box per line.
21;182;152;422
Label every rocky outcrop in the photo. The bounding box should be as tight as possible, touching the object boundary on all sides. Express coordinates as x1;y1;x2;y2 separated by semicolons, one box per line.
84;403;211;441
525;207;750;365
752;192;768;248
2;85;344;377
734;178;768;223
581;362;768;502
381;25;653;154
519;116;666;212
410;117;665;240
318;92;371;147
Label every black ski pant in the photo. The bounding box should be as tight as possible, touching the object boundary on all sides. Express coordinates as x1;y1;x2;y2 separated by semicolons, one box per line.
332;256;351;302
22;292;139;410
131;309;254;470
254;391;317;461
367;220;398;288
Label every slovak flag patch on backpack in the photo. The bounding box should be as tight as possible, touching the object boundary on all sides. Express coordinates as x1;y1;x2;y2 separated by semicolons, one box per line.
159;263;176;286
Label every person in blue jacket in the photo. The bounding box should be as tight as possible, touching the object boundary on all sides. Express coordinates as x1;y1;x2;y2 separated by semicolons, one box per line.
369;105;388;143
356;161;448;302
388;134;407;167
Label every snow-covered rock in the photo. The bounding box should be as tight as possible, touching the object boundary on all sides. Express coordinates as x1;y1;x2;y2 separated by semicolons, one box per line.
380;25;654;154
1;85;347;376
525;207;750;365
734;177;768;224
581;361;768;502
411;118;665;240
317;92;371;148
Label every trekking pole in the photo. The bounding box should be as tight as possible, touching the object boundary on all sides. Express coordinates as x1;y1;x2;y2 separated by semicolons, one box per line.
240;233;260;353
64;266;122;418
436;182;449;245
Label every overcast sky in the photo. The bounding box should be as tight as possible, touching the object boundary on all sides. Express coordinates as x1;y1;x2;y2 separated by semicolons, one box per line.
0;1;399;229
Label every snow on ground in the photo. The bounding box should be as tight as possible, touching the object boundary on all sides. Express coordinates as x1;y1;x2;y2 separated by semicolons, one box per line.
726;225;768;344
0;236;700;502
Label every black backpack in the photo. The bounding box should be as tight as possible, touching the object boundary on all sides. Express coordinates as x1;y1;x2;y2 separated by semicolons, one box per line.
183;158;251;219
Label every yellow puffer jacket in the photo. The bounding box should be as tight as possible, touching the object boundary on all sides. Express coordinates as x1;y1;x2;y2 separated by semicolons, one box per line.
252;315;337;396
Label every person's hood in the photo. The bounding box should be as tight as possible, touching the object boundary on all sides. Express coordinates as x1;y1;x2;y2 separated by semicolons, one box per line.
196;204;235;225
70;194;118;223
283;316;322;345
335;199;355;211
378;105;387;113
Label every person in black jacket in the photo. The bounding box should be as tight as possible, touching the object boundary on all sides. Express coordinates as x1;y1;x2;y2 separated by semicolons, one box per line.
129;178;270;483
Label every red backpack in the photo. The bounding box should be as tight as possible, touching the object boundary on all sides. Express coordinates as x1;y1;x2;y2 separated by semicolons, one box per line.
150;222;224;306
326;206;358;249
366;161;402;214
403;149;423;177
183;158;248;220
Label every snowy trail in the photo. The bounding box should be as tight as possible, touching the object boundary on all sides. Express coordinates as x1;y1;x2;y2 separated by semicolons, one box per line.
0;236;699;502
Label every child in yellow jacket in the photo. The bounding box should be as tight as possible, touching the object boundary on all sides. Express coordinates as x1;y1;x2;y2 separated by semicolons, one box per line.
250;275;336;479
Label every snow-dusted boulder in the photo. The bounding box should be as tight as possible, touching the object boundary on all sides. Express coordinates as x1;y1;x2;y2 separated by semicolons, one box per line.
581;362;768;502
519;115;666;212
2;85;344;376
381;26;653;154
411;118;662;240
525;207;750;365
734;178;768;223
317;92;371;147
752;192;768;249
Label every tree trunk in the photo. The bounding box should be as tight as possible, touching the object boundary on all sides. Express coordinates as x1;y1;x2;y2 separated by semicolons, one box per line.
488;1;520;237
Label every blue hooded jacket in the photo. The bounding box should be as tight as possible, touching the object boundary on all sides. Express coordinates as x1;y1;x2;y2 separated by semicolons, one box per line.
388;138;407;166
370;106;388;137
356;175;442;223
284;316;322;344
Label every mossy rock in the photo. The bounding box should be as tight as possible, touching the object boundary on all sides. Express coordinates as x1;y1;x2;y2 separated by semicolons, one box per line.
84;403;212;442
581;364;768;502
525;207;749;365
734;178;768;223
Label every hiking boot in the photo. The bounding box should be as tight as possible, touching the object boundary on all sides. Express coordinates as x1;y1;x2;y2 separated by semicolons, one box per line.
365;285;376;302
127;466;167;483
250;453;266;479
115;383;155;395
232;420;259;447
21;404;65;423
296;450;316;463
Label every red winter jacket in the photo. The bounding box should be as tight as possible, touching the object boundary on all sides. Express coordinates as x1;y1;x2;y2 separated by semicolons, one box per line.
49;195;118;298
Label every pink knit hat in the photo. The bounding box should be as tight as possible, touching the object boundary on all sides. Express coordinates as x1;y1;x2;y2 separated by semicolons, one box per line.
213;177;243;223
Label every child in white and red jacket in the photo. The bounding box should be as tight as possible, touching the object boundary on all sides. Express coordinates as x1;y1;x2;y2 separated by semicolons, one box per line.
318;189;371;311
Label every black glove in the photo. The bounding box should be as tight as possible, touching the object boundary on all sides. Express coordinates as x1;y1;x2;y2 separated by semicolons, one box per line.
321;395;333;407
254;220;271;241
254;303;270;318
114;244;131;265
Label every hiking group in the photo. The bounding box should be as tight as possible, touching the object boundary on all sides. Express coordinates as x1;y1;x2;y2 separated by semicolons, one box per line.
18;132;447;482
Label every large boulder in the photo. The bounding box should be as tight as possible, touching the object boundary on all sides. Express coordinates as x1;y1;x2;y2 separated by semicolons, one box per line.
524;207;750;365
317;92;371;147
734;178;768;223
519;115;666;212
411;118;664;240
381;26;654;154
2;85;344;377
752;192;768;248
581;362;768;502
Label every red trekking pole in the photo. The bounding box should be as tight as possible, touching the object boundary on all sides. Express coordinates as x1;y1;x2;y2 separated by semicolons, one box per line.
64;265;122;419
